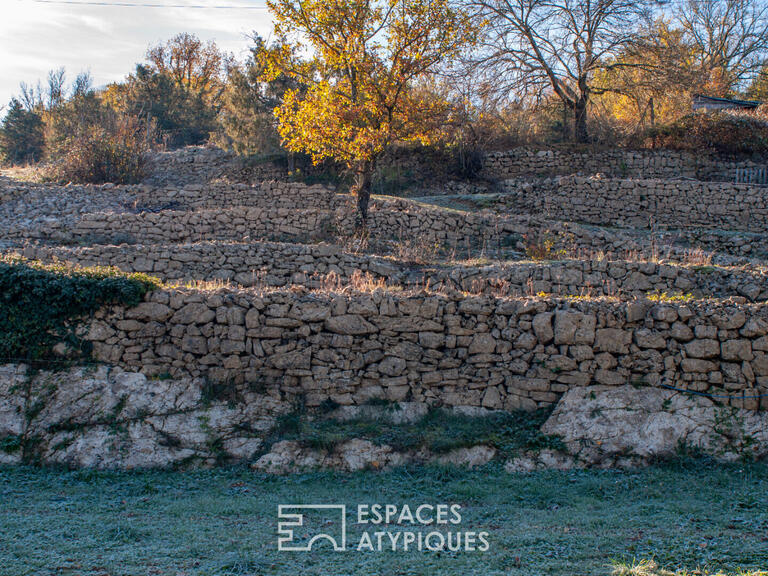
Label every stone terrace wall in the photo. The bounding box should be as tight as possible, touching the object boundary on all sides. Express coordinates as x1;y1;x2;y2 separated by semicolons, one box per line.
0;179;336;214
142;145;458;187
84;289;768;411
10;194;767;260
143;147;292;186
64;207;334;245
500;176;768;232
5;182;767;259
20;242;768;301
137;181;339;212
0;179;340;245
144;146;768;187
352;198;768;260
482;147;768;181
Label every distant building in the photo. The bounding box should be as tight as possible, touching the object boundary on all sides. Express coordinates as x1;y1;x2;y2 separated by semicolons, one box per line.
692;94;762;112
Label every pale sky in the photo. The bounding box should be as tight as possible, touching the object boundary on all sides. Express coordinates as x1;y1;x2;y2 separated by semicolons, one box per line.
0;0;274;112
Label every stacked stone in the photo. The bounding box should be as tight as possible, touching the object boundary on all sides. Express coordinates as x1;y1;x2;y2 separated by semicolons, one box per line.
497;176;768;232
85;289;768;411
0;178;338;245
4;144;768;471
4;172;766;259
19;241;768;300
142;146;290;186
482;146;767;181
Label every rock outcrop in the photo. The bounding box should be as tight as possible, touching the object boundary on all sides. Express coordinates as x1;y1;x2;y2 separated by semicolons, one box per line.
0;364;286;468
541;385;768;466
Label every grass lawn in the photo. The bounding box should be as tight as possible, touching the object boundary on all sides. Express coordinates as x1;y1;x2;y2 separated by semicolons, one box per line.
0;461;766;576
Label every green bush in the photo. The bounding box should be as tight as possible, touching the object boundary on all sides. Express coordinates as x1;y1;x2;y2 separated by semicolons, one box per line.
0;256;158;363
641;108;768;156
0;98;44;165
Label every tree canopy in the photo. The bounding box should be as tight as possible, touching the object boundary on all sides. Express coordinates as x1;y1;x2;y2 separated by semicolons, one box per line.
0;99;44;165
264;0;477;219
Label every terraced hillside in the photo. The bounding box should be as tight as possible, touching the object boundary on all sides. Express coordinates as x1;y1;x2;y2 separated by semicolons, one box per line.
1;146;768;470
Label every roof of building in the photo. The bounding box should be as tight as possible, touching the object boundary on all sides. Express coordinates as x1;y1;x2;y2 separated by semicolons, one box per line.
692;94;762;109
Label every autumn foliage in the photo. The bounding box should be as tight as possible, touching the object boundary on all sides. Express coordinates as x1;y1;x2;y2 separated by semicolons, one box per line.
264;0;477;219
640;108;768;156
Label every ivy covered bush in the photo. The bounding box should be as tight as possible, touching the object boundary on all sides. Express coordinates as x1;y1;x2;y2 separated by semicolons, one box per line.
0;256;158;363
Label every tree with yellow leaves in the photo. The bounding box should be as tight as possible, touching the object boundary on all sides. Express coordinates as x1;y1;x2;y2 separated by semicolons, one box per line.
264;0;476;220
594;18;700;134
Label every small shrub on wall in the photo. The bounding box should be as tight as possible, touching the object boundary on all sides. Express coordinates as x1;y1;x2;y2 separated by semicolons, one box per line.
0;256;157;363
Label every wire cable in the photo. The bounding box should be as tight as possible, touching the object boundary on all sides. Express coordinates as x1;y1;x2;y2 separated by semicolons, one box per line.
16;0;268;9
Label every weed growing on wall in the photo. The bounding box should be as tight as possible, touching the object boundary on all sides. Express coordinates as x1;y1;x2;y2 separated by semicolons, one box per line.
0;255;158;363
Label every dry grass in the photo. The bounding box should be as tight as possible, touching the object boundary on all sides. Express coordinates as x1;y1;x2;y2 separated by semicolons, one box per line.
680;248;714;267
391;232;442;264
175;278;235;291
337;226;371;254
311;269;396;294
546;244;716;267
1;165;44;183
466;276;512;298
524;230;558;260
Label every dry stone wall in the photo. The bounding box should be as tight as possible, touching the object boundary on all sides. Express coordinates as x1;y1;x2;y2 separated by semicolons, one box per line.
482;147;768;181
83;288;768;412
19;242;768;301
142;145;456;187
143;147;292;185
5;144;768;471
65;207;334;245
0;179;338;244
500;176;768;232
142;181;339;212
352;198;768;260
144;146;768;188
5;178;767;260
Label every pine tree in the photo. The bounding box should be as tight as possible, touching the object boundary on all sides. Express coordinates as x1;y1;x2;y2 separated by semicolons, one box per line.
0;99;44;165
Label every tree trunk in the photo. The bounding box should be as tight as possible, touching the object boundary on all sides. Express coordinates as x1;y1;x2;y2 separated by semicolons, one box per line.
573;98;589;143
562;102;569;141
353;162;374;222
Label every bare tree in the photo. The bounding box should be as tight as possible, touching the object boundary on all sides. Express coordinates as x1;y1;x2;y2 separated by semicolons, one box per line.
146;32;230;101
46;67;67;109
18;81;43;111
470;0;650;142
72;71;93;98
677;0;768;95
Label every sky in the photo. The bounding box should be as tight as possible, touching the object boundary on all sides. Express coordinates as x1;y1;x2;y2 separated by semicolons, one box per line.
0;0;275;110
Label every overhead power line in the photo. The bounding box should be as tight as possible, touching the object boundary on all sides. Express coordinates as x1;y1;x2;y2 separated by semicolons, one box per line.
11;0;744;9
18;0;268;9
